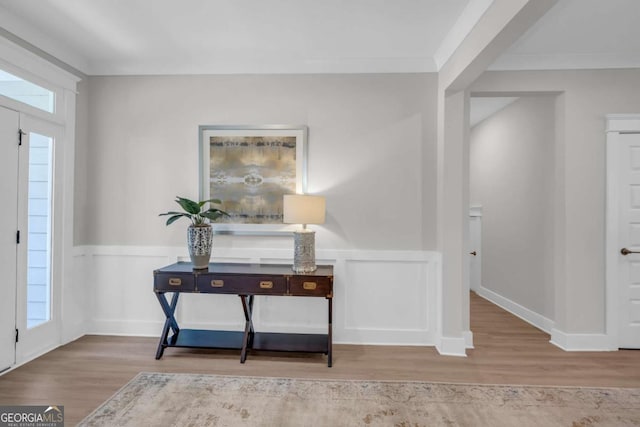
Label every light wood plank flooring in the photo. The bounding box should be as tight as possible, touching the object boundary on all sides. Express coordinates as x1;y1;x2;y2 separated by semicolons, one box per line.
0;292;638;425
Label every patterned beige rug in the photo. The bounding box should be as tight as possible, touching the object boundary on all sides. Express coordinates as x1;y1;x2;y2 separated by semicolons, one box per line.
78;372;640;426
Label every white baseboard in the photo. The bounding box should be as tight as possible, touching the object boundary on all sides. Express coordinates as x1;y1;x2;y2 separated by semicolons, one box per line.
436;336;467;357
463;330;474;349
475;285;554;334
1;343;62;378
550;329;617;351
475;286;616;351
90;319;165;337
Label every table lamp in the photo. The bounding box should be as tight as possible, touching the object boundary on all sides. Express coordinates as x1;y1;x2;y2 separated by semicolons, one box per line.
283;194;326;273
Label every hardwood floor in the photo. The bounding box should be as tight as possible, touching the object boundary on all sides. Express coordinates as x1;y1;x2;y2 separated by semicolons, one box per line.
1;292;638;425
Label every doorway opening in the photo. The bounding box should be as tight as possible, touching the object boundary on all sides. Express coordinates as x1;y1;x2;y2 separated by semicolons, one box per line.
468;93;558;343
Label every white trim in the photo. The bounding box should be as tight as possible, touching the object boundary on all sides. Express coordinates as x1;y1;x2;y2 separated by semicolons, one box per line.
91;320;165;338
15;116;66;364
469;205;483;217
604;114;640;351
475;285;616;351
0;343;62;378
489;53;640;73
475;286;554;334
434;0;494;70
550;329;616;352
606;114;640;133
75;245;441;347
435;336;467;357
0;36;79;370
60;89;79;343
95;57;438;76
463;330;474;349
78;245;435;263
0;35;81;126
0;36;80;91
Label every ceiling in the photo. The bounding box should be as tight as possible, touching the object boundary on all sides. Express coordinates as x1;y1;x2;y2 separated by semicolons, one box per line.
0;0;475;75
490;0;640;71
0;0;639;76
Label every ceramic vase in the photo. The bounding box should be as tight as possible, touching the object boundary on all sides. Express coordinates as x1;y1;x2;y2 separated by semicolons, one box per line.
187;224;213;269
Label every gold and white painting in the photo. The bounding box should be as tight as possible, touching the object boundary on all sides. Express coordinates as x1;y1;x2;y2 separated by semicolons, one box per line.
199;125;307;233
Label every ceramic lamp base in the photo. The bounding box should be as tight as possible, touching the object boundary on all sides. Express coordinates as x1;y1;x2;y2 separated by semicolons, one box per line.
292;229;317;273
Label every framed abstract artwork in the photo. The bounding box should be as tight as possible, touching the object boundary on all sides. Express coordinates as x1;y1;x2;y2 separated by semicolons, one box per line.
199;124;308;234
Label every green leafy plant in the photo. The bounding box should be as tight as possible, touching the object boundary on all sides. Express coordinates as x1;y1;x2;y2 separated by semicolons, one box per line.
159;196;229;226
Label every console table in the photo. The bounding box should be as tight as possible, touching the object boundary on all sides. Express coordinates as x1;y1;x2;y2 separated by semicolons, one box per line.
153;262;334;367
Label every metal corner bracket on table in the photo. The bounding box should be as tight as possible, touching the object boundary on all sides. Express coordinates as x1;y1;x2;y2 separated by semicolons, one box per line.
153;262;334;367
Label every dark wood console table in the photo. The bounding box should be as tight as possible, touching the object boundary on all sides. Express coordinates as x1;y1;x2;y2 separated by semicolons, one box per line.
153;262;334;367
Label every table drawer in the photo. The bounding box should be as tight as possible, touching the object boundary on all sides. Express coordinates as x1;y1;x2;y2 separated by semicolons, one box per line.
154;273;195;292
197;275;286;295
289;276;332;297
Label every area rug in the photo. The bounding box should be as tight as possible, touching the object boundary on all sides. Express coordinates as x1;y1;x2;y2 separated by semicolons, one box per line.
78;372;640;426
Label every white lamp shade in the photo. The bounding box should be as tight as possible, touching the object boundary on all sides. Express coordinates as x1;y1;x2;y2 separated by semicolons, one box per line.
283;194;326;225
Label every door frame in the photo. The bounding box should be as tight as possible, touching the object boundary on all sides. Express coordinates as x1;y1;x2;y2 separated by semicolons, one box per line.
469;206;482;293
0;106;19;372
0;37;80;370
605;113;640;350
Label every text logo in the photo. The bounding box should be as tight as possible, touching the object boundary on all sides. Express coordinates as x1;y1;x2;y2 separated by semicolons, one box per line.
0;405;64;427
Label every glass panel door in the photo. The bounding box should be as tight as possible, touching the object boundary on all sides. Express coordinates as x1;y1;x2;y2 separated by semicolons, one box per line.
15;115;62;363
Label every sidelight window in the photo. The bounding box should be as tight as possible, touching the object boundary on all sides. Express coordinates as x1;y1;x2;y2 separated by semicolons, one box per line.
26;132;53;328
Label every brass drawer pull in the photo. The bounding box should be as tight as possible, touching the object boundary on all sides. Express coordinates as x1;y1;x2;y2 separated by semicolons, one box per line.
211;280;224;288
260;281;274;289
168;278;182;286
303;282;317;290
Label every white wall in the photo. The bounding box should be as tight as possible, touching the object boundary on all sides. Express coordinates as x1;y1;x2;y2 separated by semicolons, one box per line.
74;73;442;346
470;96;555;330
80;73;438;250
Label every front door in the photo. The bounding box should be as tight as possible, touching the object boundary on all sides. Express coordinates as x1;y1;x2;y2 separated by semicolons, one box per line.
0;106;19;372
15;115;63;363
610;128;640;349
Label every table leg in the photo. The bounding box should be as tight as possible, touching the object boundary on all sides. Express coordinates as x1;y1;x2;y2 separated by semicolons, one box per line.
155;292;180;360
327;296;333;367
240;294;255;363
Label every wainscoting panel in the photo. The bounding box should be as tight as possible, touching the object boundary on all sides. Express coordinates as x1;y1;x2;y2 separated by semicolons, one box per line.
89;251;171;336
341;260;430;344
177;293;246;330
64;250;90;343
256;296;327;333
76;246;439;346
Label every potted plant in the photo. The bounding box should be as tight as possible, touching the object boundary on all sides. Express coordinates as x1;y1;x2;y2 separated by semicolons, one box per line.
160;196;229;269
